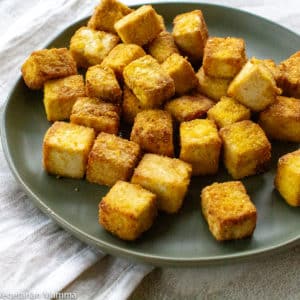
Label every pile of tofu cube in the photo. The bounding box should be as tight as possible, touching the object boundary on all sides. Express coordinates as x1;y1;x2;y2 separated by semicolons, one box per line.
21;0;300;242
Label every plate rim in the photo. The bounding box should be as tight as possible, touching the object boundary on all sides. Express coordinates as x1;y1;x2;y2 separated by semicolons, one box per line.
1;1;300;267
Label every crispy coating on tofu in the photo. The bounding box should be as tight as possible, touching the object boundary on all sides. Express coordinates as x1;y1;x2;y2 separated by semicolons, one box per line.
21;48;77;90
161;53;199;95
275;150;300;207
114;5;163;46
123;55;175;108
99;180;157;240
122;86;144;124
131;154;192;213
180;119;221;175
164;93;215;122
43;75;85;122
259;96;300;142
257;58;280;81
203;37;247;78
196;67;231;101
43;121;95;179
147;31;179;63
172;10;208;63
70;97;120;134
88;0;133;33
86;132;141;186
130;109;174;157
101;43;146;80
70;27;119;68
219;120;271;179
201;181;257;241
85;65;122;103
227;58;281;111
278;51;300;98
207;96;250;128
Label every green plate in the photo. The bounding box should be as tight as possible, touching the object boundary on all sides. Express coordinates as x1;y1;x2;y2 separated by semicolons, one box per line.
2;2;300;267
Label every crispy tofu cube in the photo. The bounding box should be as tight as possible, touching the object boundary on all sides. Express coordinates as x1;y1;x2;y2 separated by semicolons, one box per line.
259;96;300;142
203;37;247;78
227;58;281;111
207;96;250;128
161;53;199;95
123;55;175;108
86;132;141;186
201;181;257;241
172;10;208;63
275;150;300;207
87;0;133;33
258;58;280;81
114;5;163;46
21;48;77;90
85;65;122;103
70;27;119;68
196;67;231;101
43;75;85;121
278;51;300;98
43;121;95;179
219;120;271;179
179;119;221;175
122;86;144;124
148;31;179;63
99;180;157;240
164;93;215;122
130;110;174;157
101;43;146;81
131;154;192;213
70;97;120;134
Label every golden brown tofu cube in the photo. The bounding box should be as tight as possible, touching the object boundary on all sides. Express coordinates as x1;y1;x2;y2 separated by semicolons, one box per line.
131;154;192;213
86;132;141;186
278;51;300;98
88;0;133;33
147;31;179;63
227;58;281;111
207;96;250;128
130;110;174;157
203;37;247;78
123;55;175;108
164;93;215;123
21;48;77;90
70;27;119;68
172;10;208;63
275;150;300;207
201;181;257;241
219;120;271;179
43;75;85;121
99;180;157;240
180;119;221;175
122;86;144;124
114;5;163;46
196;67;231;101
259;96;300;142
43;121;95;179
101;43;146;81
70;97;120;134
161;53;199;95
85;65;122;103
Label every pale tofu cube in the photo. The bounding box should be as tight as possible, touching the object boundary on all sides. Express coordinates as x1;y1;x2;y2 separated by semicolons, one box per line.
70;27;119;68
43;121;95;179
21;48;77;90
201;181;257;241
86;132;141;186
180;119;221;175
130;110;174;157
131;154;192;213
70;97;120;134
219;120;271;179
